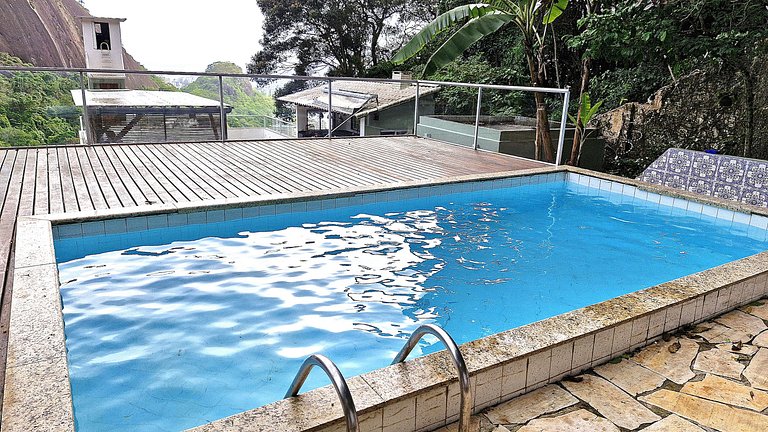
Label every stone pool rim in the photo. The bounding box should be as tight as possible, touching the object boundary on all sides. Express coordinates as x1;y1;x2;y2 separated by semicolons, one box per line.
3;165;768;432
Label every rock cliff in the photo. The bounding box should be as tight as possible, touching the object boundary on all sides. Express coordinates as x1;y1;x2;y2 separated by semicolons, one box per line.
594;54;768;177
0;0;158;88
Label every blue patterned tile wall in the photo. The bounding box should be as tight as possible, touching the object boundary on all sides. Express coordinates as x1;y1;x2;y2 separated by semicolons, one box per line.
638;148;768;208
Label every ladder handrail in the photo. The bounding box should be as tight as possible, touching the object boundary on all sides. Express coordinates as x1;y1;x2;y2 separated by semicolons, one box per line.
284;354;360;432
391;324;472;432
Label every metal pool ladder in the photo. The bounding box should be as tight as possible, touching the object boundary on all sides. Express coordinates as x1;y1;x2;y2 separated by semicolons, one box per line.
285;353;360;432
392;324;473;432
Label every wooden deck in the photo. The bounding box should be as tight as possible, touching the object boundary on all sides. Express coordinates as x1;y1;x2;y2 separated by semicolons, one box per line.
0;135;547;409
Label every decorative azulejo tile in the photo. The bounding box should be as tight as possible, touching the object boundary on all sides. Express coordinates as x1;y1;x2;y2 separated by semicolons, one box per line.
712;183;741;202
639;148;768;208
716;158;747;185
690;152;719;179
641;169;665;185
663;173;687;189
741;188;768;208
745;161;768;189
666;150;693;175
687;179;714;196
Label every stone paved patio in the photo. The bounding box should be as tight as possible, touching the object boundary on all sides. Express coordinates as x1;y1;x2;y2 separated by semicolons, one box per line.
438;300;768;432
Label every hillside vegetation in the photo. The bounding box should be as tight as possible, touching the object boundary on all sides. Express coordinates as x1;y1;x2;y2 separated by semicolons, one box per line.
183;62;274;127
0;53;80;146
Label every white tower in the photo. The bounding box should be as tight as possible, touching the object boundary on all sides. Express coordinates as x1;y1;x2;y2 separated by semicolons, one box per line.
79;17;127;89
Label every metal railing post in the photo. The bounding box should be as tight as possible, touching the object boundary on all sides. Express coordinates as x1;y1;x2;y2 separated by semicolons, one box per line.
327;79;333;138
218;75;226;143
413;81;420;135
473;87;483;150
285;354;359;432
555;87;570;166
79;71;90;144
392;324;472;432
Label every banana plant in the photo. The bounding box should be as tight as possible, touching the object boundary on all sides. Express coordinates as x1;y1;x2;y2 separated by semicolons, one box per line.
567;92;603;165
393;1;567;76
392;1;568;162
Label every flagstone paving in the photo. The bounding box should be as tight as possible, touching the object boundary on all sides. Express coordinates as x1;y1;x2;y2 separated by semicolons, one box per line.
440;299;768;431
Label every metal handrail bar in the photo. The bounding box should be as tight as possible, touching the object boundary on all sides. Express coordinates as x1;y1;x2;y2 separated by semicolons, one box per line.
327;79;333;138
472;87;483;150
217;75;226;142
2;66;570;162
0;66;569;94
413;81;421;134
285;354;360;432
555;87;571;165
392;324;472;432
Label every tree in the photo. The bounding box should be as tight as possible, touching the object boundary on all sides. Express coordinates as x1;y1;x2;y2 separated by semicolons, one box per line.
0;53;80;146
249;0;436;78
392;1;568;162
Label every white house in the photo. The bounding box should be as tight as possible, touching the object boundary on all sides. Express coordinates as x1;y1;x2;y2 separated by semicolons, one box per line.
277;73;439;137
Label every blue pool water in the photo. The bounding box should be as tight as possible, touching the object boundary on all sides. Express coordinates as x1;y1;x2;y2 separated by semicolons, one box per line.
56;179;768;431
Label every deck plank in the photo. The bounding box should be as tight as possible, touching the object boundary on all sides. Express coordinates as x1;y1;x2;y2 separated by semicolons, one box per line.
185;143;292;195
81;146;124;209
101;145;162;205
160;144;247;198
221;141;340;191
74;146;111;210
17;149;37;218
187;142;298;194
57;147;80;212
188;142;309;194
140;144;217;201
34;149;49;215
0;150;27;269
117;145;183;204
89;146;133;208
66;146;98;211
232;141;359;189
46;149;65;214
0;151;17;215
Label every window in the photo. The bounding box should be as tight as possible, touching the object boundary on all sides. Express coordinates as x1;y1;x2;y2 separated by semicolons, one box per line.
95;22;111;50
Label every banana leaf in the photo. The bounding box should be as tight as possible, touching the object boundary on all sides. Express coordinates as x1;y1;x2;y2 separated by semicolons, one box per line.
392;4;497;64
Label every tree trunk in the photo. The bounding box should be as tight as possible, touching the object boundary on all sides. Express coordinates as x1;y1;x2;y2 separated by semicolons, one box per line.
742;68;755;158
525;46;555;163
568;56;592;166
535;92;555;162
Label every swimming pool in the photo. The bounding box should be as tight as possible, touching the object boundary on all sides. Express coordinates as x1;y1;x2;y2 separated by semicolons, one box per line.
54;174;768;432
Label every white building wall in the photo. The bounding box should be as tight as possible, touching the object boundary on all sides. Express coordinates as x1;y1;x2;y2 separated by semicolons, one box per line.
81;18;126;86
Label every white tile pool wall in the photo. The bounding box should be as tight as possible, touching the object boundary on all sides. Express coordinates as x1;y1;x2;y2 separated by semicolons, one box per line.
51;171;768;242
566;172;768;236
50;172;567;240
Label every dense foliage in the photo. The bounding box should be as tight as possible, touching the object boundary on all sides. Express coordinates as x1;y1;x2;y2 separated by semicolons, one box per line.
569;0;768;109
250;0;437;78
182;62;275;127
0;53;80;147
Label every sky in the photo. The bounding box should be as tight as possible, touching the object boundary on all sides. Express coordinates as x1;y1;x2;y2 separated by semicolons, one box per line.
84;0;265;73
